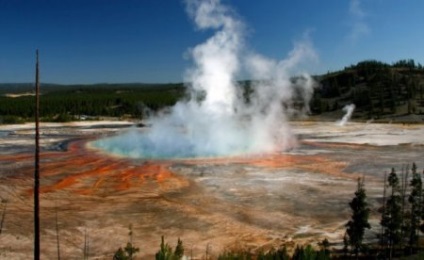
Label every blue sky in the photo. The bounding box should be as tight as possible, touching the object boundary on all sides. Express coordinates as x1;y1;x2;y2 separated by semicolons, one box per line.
1;0;424;84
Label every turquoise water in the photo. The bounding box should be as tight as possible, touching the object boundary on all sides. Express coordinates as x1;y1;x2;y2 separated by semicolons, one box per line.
91;129;249;159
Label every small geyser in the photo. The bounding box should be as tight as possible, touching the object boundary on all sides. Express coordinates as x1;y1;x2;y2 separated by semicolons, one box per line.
93;0;317;159
337;104;355;126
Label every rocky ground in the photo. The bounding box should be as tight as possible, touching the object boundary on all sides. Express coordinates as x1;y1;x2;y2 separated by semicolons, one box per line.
0;121;423;259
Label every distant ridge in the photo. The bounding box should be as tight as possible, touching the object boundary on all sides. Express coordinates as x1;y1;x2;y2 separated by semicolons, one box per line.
1;59;424;123
0;82;184;95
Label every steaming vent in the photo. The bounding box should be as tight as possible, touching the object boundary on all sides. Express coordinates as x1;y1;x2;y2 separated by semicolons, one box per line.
338;104;355;126
92;0;317;159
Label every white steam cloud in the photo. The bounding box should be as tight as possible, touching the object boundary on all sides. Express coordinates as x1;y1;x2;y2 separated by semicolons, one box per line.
338;104;355;126
94;0;317;158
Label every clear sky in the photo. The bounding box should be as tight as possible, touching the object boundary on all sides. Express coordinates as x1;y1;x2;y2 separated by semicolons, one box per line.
1;0;424;84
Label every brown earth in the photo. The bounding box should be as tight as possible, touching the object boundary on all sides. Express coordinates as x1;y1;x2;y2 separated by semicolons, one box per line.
0;122;423;259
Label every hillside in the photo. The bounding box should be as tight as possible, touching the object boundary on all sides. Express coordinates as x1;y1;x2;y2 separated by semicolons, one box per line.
0;83;185;123
310;59;424;123
1;59;424;124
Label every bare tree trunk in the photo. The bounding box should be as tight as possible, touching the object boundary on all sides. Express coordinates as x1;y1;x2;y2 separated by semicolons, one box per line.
34;49;41;260
400;165;405;252
84;228;89;260
380;171;388;259
84;229;87;260
55;200;61;260
400;165;410;255
129;224;133;260
389;169;396;260
0;200;7;235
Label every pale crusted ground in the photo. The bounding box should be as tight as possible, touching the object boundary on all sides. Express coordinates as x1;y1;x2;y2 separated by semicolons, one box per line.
0;121;423;259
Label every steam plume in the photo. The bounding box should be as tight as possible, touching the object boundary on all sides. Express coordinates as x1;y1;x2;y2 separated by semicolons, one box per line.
94;0;317;158
338;104;355;126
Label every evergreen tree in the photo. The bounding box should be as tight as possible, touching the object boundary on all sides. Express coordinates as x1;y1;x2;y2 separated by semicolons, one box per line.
408;163;422;251
381;168;402;259
113;248;127;260
113;225;139;260
303;245;317;259
124;242;139;260
174;238;184;259
399;165;410;251
275;246;290;260
292;245;317;260
113;244;139;260
342;232;349;258
292;245;306;260
346;178;371;258
155;236;173;260
316;239;331;260
421;168;424;233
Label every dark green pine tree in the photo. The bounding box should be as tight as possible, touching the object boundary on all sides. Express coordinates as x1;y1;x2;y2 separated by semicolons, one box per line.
316;238;331;260
292;245;306;260
113;248;127;260
408;163;422;251
124;242;139;260
174;238;184;259
346;178;371;258
381;168;402;259
113;225;139;260
421;167;424;234
155;236;173;260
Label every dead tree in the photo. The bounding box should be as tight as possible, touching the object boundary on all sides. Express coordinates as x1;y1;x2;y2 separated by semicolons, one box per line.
55;200;61;260
0;199;7;235
34;49;41;260
84;228;89;260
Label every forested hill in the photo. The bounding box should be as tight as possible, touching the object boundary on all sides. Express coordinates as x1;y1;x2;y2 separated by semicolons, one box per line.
310;59;424;122
1;59;424;124
0;82;183;95
0;83;185;123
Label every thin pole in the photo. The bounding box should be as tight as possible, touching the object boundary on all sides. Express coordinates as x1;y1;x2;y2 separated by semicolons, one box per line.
84;228;89;260
55;200;61;260
34;49;40;260
0;200;7;235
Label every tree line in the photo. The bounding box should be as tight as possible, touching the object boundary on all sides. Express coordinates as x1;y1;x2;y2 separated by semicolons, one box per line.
0;84;185;123
2;58;424;124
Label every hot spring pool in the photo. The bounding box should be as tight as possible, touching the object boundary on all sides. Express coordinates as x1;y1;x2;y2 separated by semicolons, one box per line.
90;128;258;159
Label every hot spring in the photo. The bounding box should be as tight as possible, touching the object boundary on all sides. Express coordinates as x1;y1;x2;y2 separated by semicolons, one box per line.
92;0;316;160
91;127;256;159
90;121;296;160
85;0;363;161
